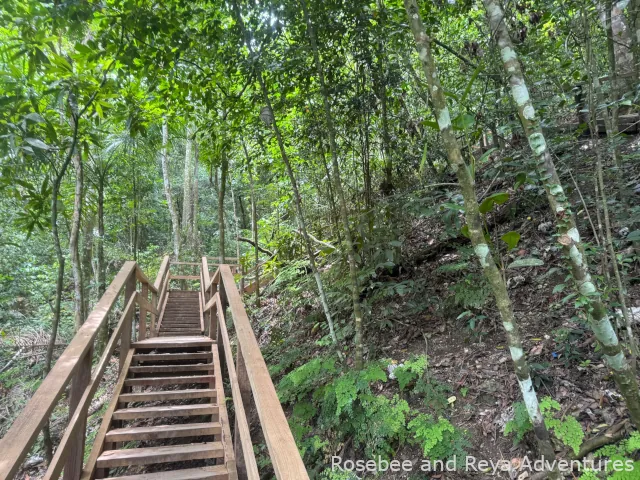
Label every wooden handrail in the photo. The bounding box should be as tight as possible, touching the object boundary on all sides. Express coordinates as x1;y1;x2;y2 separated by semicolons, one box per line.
218;265;309;480
135;264;158;294
215;293;260;480
0;261;137;480
43;292;138;480
154;255;170;291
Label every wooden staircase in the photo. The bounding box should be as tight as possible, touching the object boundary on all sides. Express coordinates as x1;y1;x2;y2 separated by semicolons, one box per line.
0;258;309;480
91;336;231;480
158;291;203;336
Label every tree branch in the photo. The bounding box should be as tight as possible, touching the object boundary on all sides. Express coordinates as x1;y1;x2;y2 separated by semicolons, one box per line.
237;236;273;256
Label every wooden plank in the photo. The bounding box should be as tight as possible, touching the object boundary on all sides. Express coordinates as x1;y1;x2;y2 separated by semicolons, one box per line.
170;275;201;280
124;375;215;387
97;442;224;468
154;256;170;291
128;363;213;374
106;465;228;480
139;282;148;340
137;291;158;316
80;349;135;480
150;289;157;338
133;352;212;362
155;276;170;335
132;336;213;348
199;283;205;333
120;275;136;371
112;403;218;420
220;265;309;479
172;261;201;265
211;340;238;480
216;295;259;480
136;264;158;294
203;294;217;313
119;388;216;403
0;262;137;480
46;295;137;479
105;422;222;442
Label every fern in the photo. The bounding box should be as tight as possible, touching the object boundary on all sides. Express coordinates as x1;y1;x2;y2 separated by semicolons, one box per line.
448;274;491;309
540;397;584;455
408;414;469;461
394;355;428;390
504;402;532;443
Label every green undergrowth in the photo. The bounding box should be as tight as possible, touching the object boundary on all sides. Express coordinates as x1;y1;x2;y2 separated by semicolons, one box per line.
274;353;468;474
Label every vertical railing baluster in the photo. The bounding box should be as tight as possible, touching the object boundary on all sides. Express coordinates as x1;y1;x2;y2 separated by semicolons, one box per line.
139;282;148;340
63;346;92;480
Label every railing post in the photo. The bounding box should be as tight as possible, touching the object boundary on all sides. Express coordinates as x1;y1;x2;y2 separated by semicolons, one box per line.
63;347;92;480
120;274;136;373
139;282;148;340
150;289;157;337
234;346;252;480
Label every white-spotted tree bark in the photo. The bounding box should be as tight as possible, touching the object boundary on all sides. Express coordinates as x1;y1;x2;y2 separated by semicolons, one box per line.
161;118;181;259
483;0;640;427
404;1;560;472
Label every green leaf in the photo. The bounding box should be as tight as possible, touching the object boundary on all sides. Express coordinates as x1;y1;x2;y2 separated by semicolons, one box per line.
25;138;50;150
479;192;509;214
552;284;566;294
460;225;470;238
24;113;45;123
508;258;544;268
626;230;640;242
501;231;521;250
460;64;482;104
452;113;475;131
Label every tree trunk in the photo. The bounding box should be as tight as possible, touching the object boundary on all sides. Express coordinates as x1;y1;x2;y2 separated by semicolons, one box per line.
96;176;108;358
243;143;261;307
483;0;640;428
218;153;229;264
302;0;364;367
230;182;244;292
193;140;200;254
70;134;85;331
81;210;95;322
404;2;560;474
161;118;181;259
183;124;195;252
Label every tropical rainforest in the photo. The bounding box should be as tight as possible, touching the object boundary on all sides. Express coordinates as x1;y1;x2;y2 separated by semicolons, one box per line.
1;0;640;478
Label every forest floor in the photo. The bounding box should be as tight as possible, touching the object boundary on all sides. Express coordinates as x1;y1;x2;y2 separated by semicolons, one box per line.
254;135;640;479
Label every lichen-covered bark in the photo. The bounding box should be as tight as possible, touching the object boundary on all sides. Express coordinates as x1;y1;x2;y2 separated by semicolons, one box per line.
484;0;640;428
403;0;559;471
161;119;181;259
182;125;195;252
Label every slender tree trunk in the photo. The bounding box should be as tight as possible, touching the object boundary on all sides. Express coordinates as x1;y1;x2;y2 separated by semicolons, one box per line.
242;143;261;307
161;119;181;259
96;175;108;357
604;0;629;206
218;154;228;264
81;210;95;321
193;140;200;254
183;125;194;252
302;0;364;367
318;140;341;244
628;0;640;82
404;1;560;474
230;182;243;292
70;128;85;331
484;0;640;428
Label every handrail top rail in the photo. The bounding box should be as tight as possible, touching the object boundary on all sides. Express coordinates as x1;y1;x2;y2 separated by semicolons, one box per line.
0;261;138;480
135;264;157;294
218;264;309;480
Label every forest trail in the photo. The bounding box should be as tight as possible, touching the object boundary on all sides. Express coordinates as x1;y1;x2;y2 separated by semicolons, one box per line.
0;258;308;480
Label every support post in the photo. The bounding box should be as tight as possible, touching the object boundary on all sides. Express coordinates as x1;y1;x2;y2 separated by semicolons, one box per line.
120;275;136;373
150;289;157;337
139;282;148;340
234;346;252;480
63;347;92;480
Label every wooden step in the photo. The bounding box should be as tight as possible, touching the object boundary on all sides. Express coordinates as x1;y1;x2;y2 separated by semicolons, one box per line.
105;422;221;442
112;403;218;420
119;388;216;403
133;352;212;362
132;336;213;349
129;364;213;374
124;375;215;387
106;465;229;480
159;332;204;337
96;442;224;468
